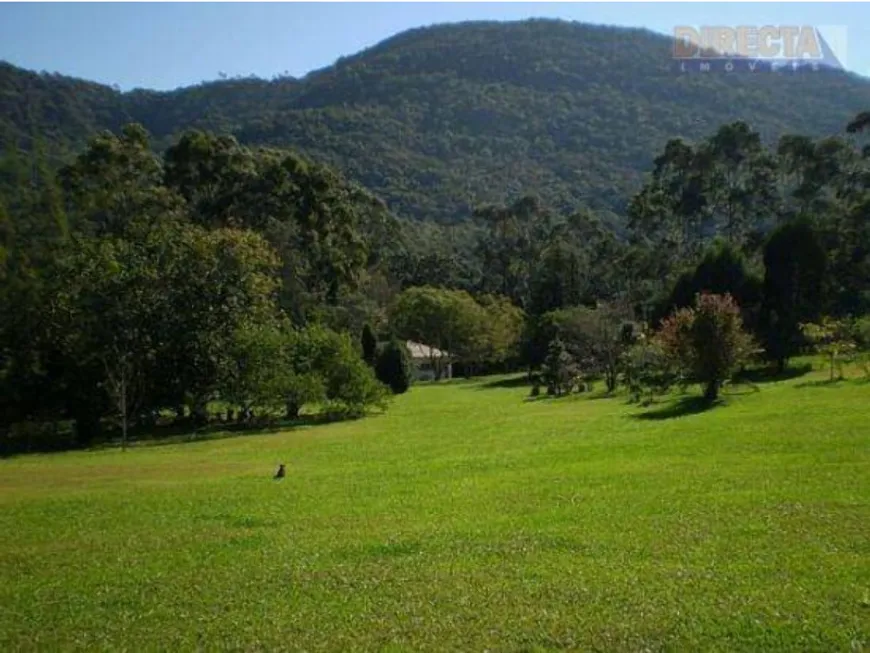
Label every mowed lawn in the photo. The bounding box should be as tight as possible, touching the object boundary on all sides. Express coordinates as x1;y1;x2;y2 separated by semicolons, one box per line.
1;370;868;652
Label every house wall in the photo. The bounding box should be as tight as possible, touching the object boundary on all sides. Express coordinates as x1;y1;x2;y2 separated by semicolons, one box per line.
412;360;452;381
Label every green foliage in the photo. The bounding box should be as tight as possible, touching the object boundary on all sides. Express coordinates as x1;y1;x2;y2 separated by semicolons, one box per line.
5;21;870;223
0;121;399;450
622;334;679;404
800;317;858;382
760;219;827;370
477;294;525;365
360;323;378;367
47;220;283;437
658;293;756;401
630;122;778;264
473;198;624;312
542;303;636;392
4;47;870;451
283;324;388;419
219;318;294;419
318;331;390;417
375;338;413;395
852;315;870;350
661;239;762;328
390;286;483;373
852;316;870;378
541;337;578;396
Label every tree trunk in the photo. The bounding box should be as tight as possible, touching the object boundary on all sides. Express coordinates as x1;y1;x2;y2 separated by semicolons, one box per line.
704;379;720;402
285;400;301;420
192;398;209;426
120;375;127;451
606;368;617;393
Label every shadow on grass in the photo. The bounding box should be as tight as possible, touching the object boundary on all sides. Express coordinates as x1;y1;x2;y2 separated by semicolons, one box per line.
734;363;813;385
632;396;720;421
470;375;531;391
523;389;615;403
793;377;852;389
721;381;761;396
92;412;368;452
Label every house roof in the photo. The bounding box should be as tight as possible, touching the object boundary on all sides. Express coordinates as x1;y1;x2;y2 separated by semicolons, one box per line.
406;340;450;360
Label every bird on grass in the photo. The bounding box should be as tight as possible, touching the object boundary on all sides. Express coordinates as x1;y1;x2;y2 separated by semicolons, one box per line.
274;464;286;480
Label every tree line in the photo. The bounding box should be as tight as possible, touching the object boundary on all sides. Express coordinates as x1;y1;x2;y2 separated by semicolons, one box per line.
516;112;870;402
2;110;870;452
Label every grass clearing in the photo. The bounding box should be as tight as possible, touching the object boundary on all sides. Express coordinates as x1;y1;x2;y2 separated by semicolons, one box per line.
1;365;868;651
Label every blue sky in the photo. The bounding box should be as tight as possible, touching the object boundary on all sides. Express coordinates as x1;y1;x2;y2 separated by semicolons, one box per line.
1;3;868;90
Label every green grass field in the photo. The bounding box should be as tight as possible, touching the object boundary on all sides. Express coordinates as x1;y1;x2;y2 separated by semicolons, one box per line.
1;366;868;651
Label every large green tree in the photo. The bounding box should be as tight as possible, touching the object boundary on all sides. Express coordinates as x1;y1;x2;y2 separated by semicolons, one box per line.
658;293;755;402
760;220;827;371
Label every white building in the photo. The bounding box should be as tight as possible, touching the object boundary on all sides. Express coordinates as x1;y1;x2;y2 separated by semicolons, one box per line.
405;341;452;381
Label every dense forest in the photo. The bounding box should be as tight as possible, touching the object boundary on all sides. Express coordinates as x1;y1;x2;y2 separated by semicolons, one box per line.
2;106;869;452
4;19;870;222
2;19;870;454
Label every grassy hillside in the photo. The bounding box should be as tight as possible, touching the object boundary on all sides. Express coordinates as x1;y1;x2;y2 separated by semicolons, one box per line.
1;365;867;650
4;20;870;221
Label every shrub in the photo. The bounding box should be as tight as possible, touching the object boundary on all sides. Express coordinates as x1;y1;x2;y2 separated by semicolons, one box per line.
375;339;413;394
541;337;579;396
658;293;756;402
320;331;390;417
851;316;870;350
0;421;76;455
622;335;680;404
800;317;858;381
852;316;870;379
283;325;389;419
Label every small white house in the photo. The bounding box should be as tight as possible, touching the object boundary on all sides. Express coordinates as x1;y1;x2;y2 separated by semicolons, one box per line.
405;341;452;381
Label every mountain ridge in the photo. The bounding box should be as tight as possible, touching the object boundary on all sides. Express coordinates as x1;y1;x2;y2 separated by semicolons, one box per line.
3;18;870;222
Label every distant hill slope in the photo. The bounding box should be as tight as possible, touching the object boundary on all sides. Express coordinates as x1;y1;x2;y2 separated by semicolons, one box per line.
3;19;870;222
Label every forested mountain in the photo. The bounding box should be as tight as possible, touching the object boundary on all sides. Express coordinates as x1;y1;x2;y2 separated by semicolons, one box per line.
3;19;870;222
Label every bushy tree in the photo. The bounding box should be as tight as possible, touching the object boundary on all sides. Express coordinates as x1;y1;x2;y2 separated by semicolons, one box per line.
477;293;525;369
658;293;755;402
319;332;390;417
661;239;762;329
800;317;858;381
519;312;559;376
545;303;636;392
760;219;827;371
283;325;388;419
219;318;294;420
375;339;412;394
51;220;284;439
390;286;485;378
622;333;680;404
541;337;579;396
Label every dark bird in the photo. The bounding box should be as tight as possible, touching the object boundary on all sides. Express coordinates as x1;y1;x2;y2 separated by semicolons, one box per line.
274;464;286;480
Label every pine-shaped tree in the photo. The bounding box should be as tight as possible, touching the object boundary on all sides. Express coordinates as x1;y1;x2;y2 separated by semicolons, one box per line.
541;337;578;396
376;338;413;394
